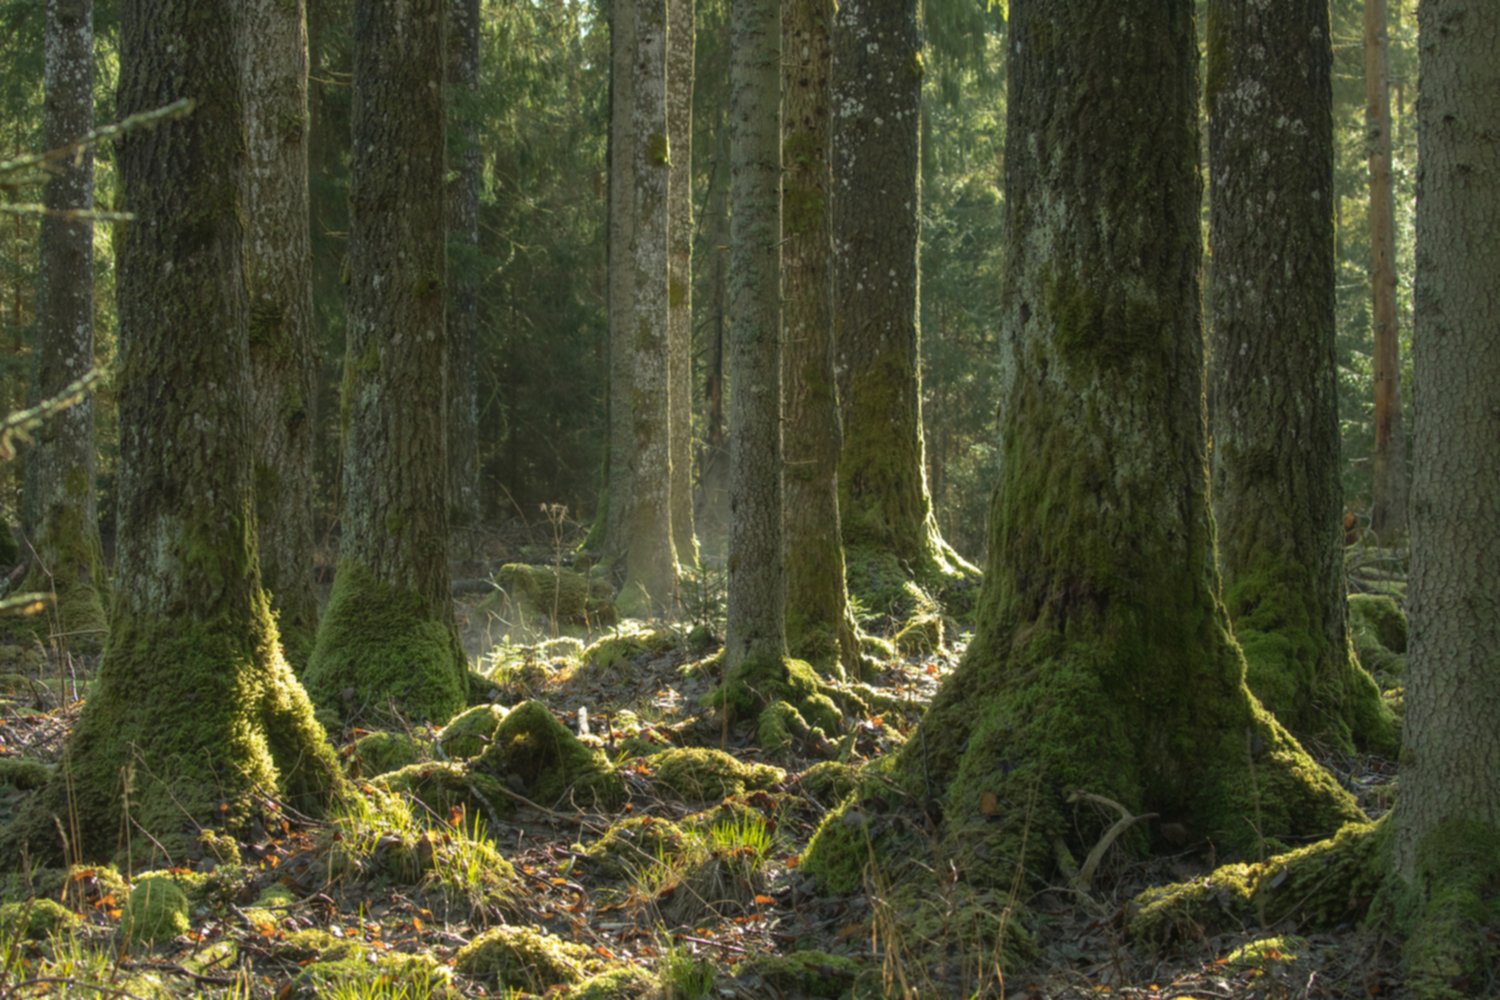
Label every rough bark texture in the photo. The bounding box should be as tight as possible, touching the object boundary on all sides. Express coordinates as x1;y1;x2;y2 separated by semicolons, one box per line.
723;0;783;673
9;0;344;865
804;0;1358;895
1365;0;1407;541
25;0;106;652
781;0;857;677
621;0;680;613
1206;0;1394;753
305;0;466;727
604;0;637;568
1392;2;1500;990
667;0;698;568
446;0;482;529
830;0;974;609
242;0;319;670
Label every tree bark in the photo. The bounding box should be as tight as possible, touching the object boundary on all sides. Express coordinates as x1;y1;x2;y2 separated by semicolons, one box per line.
723;0;783;673
804;0;1358;893
1207;0;1394;753
15;0;344;864
831;0;975;610
604;0;637;568
781;0;857;677
26;0;107;652
242;0;320;670
446;0;482;529
667;0;698;569
1392;1;1500;988
1365;0;1407;541
305;0;466;727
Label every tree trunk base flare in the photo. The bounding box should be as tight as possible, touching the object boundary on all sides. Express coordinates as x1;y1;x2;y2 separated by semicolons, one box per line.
1225;565;1398;756
844;541;981;628
712;654;849;751
304;561;468;729
1;594;345;867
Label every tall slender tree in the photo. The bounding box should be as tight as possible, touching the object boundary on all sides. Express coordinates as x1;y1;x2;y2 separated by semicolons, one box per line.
446;0;482;529
667;0;698;569
1365;0;1406;540
305;0;466;726
805;0;1357;893
603;0;636;567
1207;0;1394;752
782;0;857;677
1392;0;1500;988
7;0;344;863
242;0;319;669
25;0;106;652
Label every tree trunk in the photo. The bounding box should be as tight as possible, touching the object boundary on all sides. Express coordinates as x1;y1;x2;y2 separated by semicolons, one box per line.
804;0;1358;893
696;125;732;560
26;0;107;653
446;0;482;529
1392;1;1500;988
14;0;344;865
1365;0;1407;541
723;0;783;673
621;0;680;613
1206;0;1394;753
242;0;320;670
831;0;975;611
781;0;857;677
604;0;637;568
667;0;698;569
305;0;466;727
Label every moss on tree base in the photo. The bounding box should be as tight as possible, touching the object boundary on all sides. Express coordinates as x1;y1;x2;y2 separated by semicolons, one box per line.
304;560;467;727
1386;819;1500;999
710;654;844;753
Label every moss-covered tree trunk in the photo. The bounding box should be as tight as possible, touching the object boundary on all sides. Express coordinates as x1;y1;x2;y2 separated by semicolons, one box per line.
830;0;975;609
242;0;319;670
446;0;481;530
15;0;345;864
25;0;106;652
781;0;856;677
807;0;1358;892
723;0;783;673
305;0;466;726
1391;2;1500;988
1365;0;1407;542
1206;0;1394;753
667;0;698;570
620;0;680;613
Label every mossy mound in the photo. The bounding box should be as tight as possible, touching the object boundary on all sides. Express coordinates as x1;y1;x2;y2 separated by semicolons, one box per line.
1349;593;1408;684
372;761;506;824
120;874;191;945
712;654;843;743
0;898;79;940
0;756;55;791
893;612;944;657
799;756;905;894
438;703;507;759
490;563;618;628
304;560;468;727
580;815;690;878
347;730;425;778
580;624;677;671
1224;935;1304;970
648;747;784;804
572;965;660;999
795;761;860;808
731;949;864;998
453;924;597;993
296;949;457;998
474;700;625;811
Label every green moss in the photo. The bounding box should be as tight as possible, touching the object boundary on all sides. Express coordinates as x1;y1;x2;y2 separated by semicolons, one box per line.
893;613;943;657
1349;593;1408;684
713;654;843;740
1225;935;1304;969
438;704;507;759
646;131;670;166
19;497;108;654
801;758;907;894
796;761;859;808
305;560;467;727
298;950;457;998
120;874;190;945
648;747;784;804
372;761;506;822
571;965;659;999
580;815;689;879
732;949;863;998
490;563;618;628
758;700;801;757
347;730;425;777
453;924;596;993
0;756;54;790
475;700;625;810
1387;819;1500;998
581;624;676;671
0;898;79;940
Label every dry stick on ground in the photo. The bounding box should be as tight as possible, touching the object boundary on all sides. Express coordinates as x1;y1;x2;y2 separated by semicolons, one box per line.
1066;790;1156;893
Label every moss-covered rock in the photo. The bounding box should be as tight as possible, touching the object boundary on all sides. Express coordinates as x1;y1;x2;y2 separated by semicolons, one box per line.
347;730;425;777
304;560;468;727
438;703;507;759
372;761;506;823
0;898;79;940
731;949;864;998
474;700;625;811
0;756;55;791
648;747;784;804
490;563;618;628
580;815;690;878
453;924;597;993
571;965;660;999
120;874;191;945
581;624;677;672
796;761;859;808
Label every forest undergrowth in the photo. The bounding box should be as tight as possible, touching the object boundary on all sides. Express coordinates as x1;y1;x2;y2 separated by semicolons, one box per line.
0;524;1410;998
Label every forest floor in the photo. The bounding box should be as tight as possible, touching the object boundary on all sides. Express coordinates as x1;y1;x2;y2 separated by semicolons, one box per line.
0;527;1406;998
